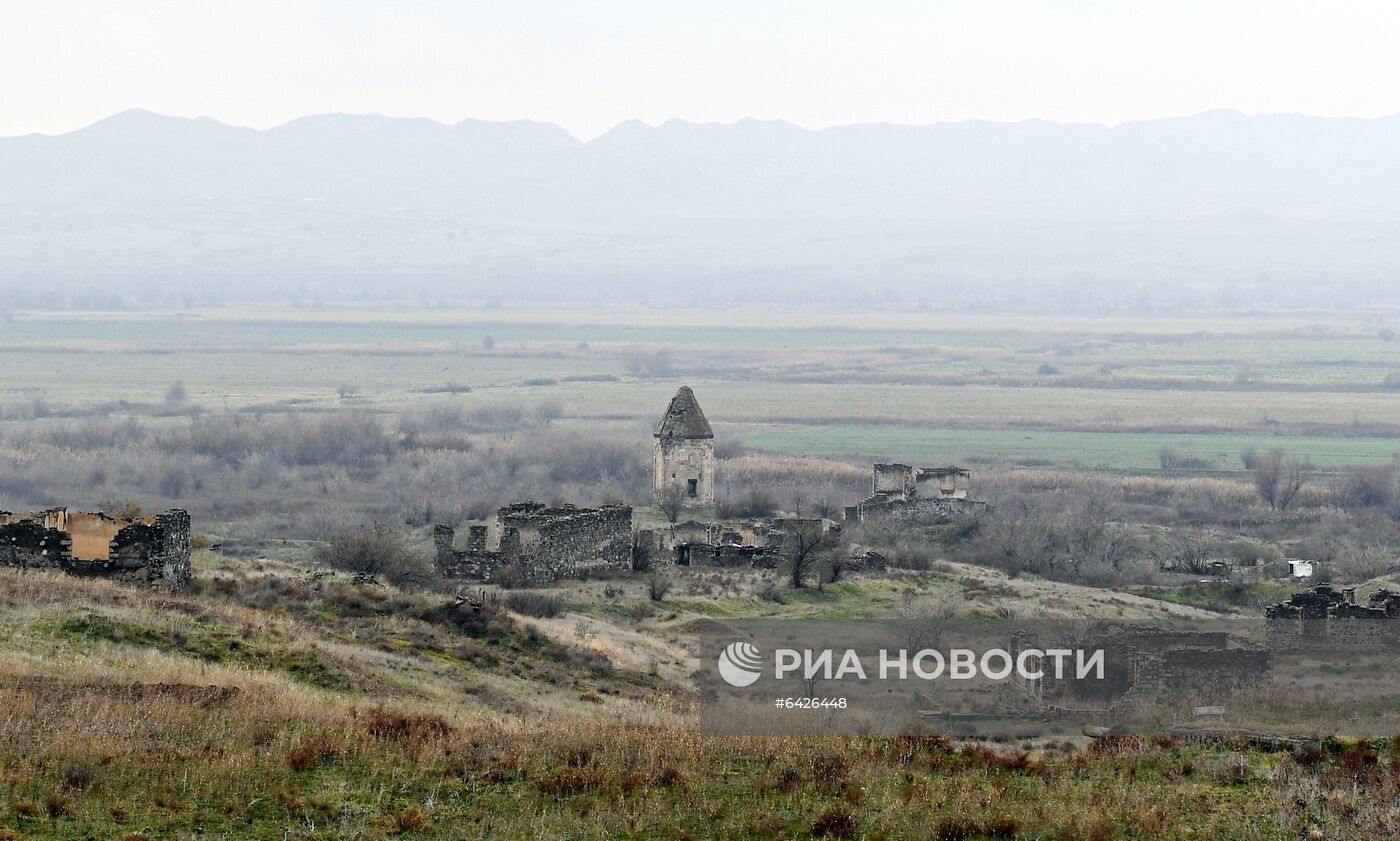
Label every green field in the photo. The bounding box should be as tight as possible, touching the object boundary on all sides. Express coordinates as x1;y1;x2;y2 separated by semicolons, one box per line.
737;423;1400;472
4;306;1400;476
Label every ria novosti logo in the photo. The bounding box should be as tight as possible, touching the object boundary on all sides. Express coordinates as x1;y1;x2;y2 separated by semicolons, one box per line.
717;641;763;687
714;640;1106;686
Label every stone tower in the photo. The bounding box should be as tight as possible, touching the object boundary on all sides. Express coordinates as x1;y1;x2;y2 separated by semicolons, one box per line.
653;386;716;505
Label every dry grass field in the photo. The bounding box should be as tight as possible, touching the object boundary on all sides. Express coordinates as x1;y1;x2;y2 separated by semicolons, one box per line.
4;562;1400;840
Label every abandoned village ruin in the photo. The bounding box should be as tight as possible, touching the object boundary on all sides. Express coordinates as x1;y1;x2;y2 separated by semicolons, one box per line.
432;386;974;585
0;507;192;589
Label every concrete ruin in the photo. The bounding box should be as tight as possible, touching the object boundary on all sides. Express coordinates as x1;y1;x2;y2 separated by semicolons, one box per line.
1265;585;1400;650
848;463;981;523
0;507;192;589
653;386;716;505
434;502;633;585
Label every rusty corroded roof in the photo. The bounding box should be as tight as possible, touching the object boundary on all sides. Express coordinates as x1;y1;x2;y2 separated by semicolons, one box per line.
655;386;714;440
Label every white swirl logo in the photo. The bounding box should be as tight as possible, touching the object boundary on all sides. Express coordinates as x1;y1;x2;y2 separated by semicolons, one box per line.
717;641;763;687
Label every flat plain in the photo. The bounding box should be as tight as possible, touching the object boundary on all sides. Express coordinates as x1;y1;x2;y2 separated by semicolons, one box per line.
5;305;1400;475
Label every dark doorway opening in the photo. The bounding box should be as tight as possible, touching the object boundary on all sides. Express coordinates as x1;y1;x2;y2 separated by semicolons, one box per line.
687;478;698;498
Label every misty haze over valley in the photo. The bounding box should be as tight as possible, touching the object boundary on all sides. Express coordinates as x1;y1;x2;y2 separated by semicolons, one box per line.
3;108;1399;311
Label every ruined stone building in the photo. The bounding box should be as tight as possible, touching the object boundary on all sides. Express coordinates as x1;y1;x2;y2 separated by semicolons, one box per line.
0;507;191;589
848;463;980;523
633;516;882;571
1036;626;1270;710
637;518;785;568
1265;585;1400;650
653;386;715;505
434;502;633;585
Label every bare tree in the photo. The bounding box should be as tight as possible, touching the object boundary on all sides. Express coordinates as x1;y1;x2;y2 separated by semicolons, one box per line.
1254;449;1309;511
1333;542;1396;583
1278;458;1308;511
785;521;834;588
894;592;958;653
789;480;806;516
656;485;685;523
1157;529;1219;574
1045;615;1112;652
814;482;838;519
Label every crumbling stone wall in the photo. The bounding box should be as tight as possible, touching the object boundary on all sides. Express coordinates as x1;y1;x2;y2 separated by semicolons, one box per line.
640;516;839;570
433;525;497;580
1132;648;1272;702
858;495;971;522
1265;586;1400;650
0;507;191;589
435;502;633;585
873;463;916;496
852;463;980;523
1040;626;1270;708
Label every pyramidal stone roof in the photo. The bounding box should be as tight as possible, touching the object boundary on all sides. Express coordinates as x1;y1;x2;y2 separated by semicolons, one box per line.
655;386;714;440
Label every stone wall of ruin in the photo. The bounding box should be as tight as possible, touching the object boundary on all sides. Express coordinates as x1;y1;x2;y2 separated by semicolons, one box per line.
435;503;633;585
1130;648;1272;702
856;495;969;523
1264;586;1400;650
872;463;915;495
0;508;191;589
433;525;499;581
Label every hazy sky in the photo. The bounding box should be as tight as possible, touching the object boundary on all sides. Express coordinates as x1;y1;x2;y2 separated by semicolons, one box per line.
6;0;1400;139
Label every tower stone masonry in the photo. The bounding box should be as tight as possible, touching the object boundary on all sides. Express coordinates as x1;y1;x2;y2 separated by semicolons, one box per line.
653;386;716;505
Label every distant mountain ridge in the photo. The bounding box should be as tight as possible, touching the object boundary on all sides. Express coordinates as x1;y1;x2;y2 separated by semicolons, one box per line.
2;109;1398;308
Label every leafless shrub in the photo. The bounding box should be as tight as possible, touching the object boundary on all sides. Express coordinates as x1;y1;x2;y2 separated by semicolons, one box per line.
754;579;786;603
314;522;430;587
503;591;564;618
646;574;672;602
1340;465;1398;512
1154;529;1221;574
399;403;467;435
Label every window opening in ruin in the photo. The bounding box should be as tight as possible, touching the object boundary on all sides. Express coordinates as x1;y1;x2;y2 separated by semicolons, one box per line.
687;479;698;498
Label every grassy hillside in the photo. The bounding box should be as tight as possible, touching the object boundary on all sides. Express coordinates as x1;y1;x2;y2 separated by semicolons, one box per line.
1;560;1397;839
